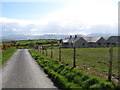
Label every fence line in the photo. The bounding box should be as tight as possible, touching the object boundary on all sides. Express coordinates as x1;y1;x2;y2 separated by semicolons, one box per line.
37;45;119;83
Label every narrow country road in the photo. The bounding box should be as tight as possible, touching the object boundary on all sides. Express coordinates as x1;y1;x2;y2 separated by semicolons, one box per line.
2;49;57;88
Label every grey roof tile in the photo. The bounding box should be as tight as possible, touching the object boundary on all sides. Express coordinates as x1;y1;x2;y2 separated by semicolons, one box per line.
82;37;102;42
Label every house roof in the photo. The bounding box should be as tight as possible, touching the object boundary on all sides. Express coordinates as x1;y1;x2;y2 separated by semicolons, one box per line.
72;37;86;43
73;37;81;42
62;37;78;43
107;36;120;43
82;37;102;42
62;37;103;43
63;37;87;43
62;39;69;43
68;37;75;43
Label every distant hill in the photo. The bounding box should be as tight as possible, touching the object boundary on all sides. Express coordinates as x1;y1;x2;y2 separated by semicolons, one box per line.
2;33;118;42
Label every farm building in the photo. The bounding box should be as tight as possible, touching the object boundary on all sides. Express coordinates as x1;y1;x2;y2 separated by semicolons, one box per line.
82;37;106;47
62;35;74;48
62;39;70;48
62;35;106;48
106;36;120;47
73;37;88;48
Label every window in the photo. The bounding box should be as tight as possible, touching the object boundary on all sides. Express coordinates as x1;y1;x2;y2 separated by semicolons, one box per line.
83;43;85;45
71;43;73;46
98;43;101;45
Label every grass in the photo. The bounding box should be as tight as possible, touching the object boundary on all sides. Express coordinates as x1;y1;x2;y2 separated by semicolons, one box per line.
42;43;62;46
16;39;57;45
15;39;58;49
1;47;17;66
29;49;117;89
0;51;1;67
16;46;29;49
42;47;119;76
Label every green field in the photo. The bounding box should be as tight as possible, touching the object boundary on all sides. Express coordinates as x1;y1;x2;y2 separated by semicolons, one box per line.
16;39;57;45
42;43;62;46
41;47;119;76
15;39;58;49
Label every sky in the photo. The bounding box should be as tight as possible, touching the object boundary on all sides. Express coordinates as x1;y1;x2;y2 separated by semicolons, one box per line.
0;0;119;36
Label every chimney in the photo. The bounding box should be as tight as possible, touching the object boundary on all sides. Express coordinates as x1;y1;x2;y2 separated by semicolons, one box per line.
75;35;77;39
70;35;72;38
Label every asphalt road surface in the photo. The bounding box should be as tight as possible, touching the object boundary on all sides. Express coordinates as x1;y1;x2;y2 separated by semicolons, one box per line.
2;49;57;88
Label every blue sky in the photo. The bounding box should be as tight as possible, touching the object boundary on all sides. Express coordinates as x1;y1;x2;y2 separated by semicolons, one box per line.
2;2;66;20
0;0;119;36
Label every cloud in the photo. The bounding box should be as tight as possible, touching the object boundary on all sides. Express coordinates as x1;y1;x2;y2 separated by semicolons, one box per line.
44;0;118;26
1;0;118;36
1;17;117;36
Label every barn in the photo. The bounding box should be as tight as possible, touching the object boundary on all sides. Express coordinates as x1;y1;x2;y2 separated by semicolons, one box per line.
62;38;70;48
62;36;106;48
73;37;88;48
62;35;88;48
82;37;106;47
106;36;120;47
62;35;75;48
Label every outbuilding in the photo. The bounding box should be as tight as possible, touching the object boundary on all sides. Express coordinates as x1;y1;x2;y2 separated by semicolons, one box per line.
106;36;120;47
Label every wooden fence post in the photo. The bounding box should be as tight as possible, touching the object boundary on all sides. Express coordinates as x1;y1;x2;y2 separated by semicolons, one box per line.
59;47;61;61
108;44;113;81
51;44;53;58
40;48;41;53
42;48;44;54
43;50;45;54
40;46;42;53
118;48;120;86
36;45;38;50
46;49;47;56
40;46;42;54
73;47;76;67
119;63;120;86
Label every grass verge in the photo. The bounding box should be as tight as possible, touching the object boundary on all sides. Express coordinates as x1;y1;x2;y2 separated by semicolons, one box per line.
1;47;17;66
29;49;119;89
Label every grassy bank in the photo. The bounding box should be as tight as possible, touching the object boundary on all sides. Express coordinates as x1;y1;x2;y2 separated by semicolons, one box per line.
0;51;1;67
29;49;117;89
1;47;17;66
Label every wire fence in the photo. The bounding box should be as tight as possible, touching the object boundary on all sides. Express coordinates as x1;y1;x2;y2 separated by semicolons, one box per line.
37;45;119;82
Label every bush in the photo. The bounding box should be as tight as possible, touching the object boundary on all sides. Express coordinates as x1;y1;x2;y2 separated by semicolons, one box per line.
83;78;99;88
